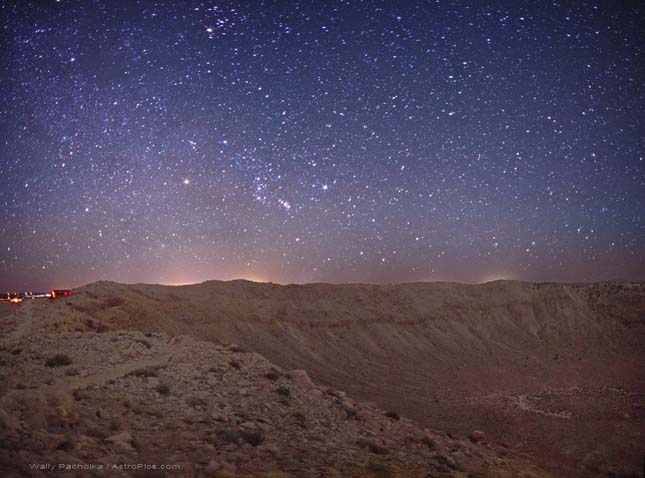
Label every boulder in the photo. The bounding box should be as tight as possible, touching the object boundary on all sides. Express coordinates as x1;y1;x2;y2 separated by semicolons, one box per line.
289;369;315;390
468;430;486;443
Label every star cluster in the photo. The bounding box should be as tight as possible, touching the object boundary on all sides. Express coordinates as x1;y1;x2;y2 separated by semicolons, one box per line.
1;1;643;289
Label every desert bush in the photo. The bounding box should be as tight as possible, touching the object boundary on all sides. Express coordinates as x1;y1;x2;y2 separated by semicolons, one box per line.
103;296;125;308
326;388;343;399
276;386;290;397
46;354;73;367
264;370;280;381
384;411;400;420
365;462;395;478
240;430;265;446
219;428;242;445
73;389;90;401
56;436;75;451
127;367;158;378
109;418;123;431
420;436;436;450
343;406;359;420
131;403;162;417
435;453;461;470
292;412;306;423
85;426;108;440
275;304;288;320
357;438;389;455
156;383;171;396
134;338;152;349
186;396;208;408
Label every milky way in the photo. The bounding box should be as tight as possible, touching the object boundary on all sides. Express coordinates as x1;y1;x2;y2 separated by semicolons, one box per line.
1;1;643;290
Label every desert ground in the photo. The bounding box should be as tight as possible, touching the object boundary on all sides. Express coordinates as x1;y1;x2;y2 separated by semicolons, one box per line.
1;280;643;477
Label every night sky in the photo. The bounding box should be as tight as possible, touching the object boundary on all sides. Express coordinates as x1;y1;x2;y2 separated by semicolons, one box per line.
1;1;643;290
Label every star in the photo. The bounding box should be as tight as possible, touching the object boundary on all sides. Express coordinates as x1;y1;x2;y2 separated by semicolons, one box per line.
0;0;641;289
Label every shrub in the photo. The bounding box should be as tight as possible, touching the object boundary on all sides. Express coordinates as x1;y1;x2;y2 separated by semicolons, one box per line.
365;462;395;478
130;403;162;417
156;384;170;396
110;418;123;431
219;429;242;445
240;430;265;447
126;367;158;378
264;371;280;381
186;396;208;408
384;411;400;420
357;438;389;455
326;388;343;399
276;386;290;397
134;339;152;349
343;406;359;420
56;436;75;451
104;297;125;308
420;436;436;450
73;389;90;401
292;412;306;423
46;354;73;367
85;426;108;440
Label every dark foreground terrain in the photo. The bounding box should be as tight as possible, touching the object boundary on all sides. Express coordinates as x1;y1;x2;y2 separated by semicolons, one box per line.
1;280;643;477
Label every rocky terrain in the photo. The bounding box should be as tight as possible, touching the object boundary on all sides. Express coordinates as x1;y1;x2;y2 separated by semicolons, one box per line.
1;279;643;477
0;330;548;477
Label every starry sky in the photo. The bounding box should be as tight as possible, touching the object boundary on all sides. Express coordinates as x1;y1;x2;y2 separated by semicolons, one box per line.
1;0;644;290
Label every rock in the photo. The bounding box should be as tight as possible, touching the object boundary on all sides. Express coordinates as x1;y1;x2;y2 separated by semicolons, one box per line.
468;430;486;443
205;459;221;474
217;462;237;477
0;408;17;430
357;438;389;455
211;412;228;422
261;443;281;457
289;369;315;390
